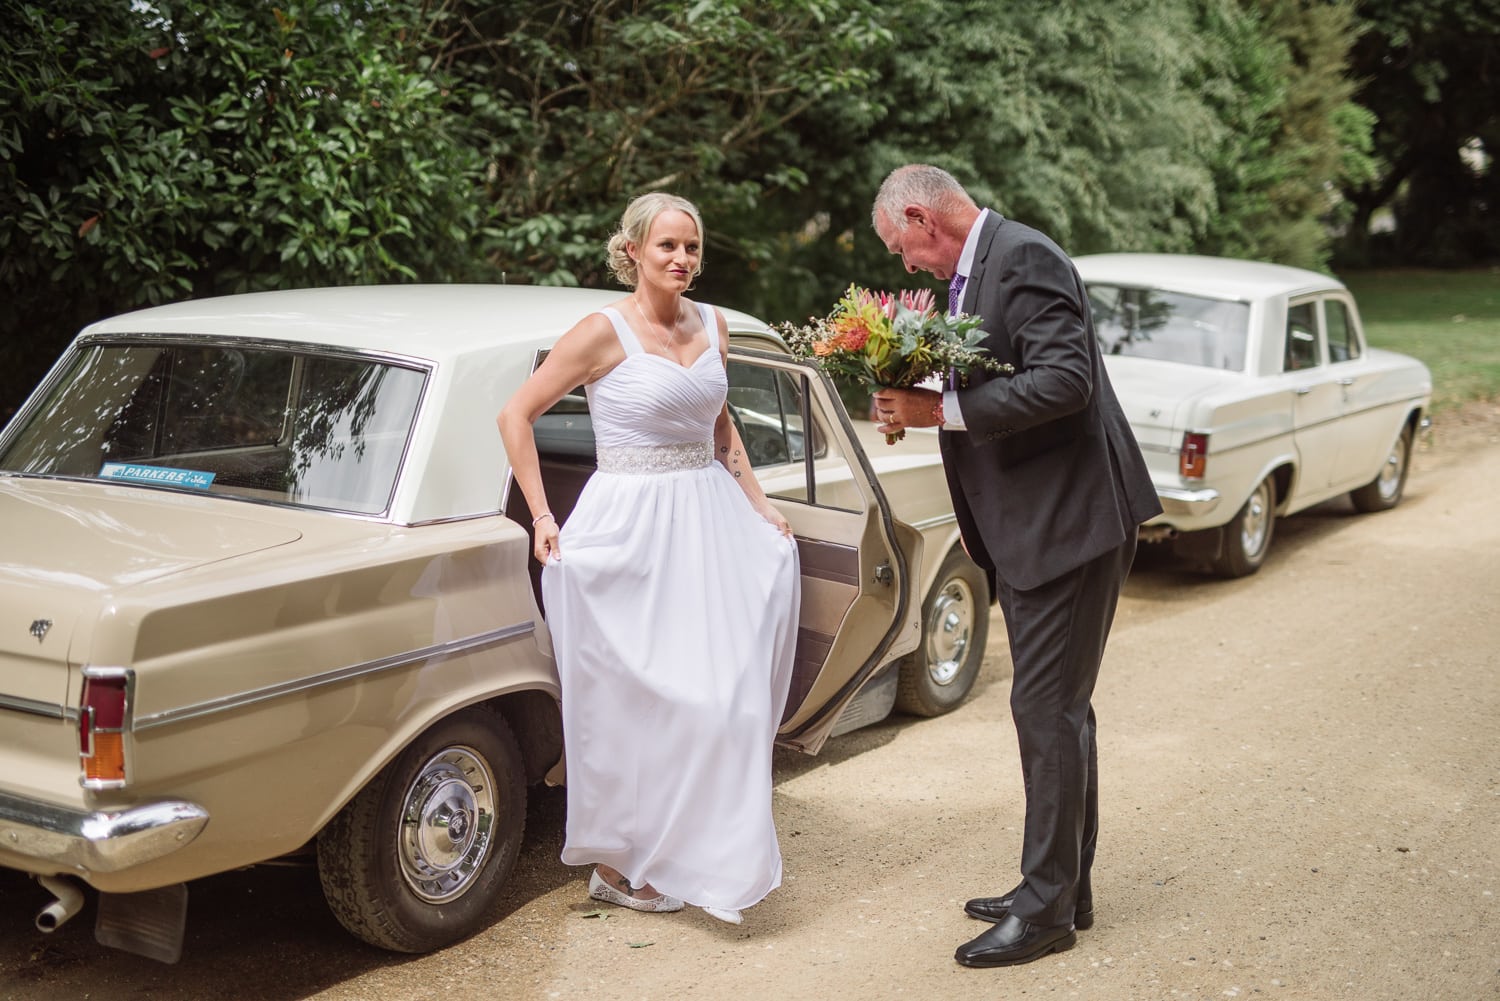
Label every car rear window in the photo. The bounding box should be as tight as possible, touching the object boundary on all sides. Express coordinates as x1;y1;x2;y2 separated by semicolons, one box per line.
0;341;427;515
1086;284;1250;371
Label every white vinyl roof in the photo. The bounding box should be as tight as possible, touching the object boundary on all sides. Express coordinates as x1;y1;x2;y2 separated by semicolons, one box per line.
81;284;772;361
1073;253;1344;301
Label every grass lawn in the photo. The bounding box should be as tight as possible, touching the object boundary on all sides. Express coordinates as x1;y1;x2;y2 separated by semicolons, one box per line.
1340;267;1500;414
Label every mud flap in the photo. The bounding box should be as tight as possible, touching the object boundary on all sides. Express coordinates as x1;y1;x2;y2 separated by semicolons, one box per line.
95;883;188;964
1171;526;1224;564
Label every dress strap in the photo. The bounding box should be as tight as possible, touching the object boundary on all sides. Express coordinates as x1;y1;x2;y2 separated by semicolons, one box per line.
598;306;644;356
695;301;718;353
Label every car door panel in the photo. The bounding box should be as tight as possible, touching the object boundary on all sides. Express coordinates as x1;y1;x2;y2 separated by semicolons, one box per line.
726;349;922;754
1283;298;1343;498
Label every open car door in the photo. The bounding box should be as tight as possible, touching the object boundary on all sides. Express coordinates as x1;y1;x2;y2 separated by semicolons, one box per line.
724;348;923;755
511;345;924;757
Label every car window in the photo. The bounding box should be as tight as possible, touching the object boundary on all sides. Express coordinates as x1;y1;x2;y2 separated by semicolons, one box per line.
1325;299;1360;363
1285;302;1320;372
726;362;861;513
0;342;426;515
1086;284;1249;371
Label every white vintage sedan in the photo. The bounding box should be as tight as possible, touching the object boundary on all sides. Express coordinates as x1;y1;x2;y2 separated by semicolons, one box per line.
1075;253;1432;576
0;285;984;962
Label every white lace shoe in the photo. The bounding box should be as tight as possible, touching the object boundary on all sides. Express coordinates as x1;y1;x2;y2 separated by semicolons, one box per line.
700;905;743;925
587;870;684;913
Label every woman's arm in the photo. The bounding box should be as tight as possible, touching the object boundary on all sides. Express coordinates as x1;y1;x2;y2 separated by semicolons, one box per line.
496;313;622;562
709;308;793;538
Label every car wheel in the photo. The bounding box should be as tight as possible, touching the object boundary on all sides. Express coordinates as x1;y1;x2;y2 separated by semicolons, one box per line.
895;548;990;717
316;707;526;953
1349;424;1413;513
1211;474;1276;578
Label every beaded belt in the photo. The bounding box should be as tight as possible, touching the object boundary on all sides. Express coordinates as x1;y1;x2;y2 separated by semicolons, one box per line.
595;441;714;475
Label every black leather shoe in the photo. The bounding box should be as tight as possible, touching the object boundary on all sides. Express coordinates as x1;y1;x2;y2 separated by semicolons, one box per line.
964;888;1094;930
955;913;1077;968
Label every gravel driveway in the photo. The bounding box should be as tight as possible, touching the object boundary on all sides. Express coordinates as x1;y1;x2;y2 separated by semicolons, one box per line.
3;405;1497;1001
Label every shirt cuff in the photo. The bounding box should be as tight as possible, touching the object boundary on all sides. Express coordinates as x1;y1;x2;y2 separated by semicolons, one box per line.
942;389;967;430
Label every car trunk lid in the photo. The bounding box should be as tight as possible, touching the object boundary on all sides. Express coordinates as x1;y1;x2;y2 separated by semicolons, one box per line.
0;476;302;708
1103;358;1239;449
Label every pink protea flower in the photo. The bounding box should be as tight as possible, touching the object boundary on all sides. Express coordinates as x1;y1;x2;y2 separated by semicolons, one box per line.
899;288;936;316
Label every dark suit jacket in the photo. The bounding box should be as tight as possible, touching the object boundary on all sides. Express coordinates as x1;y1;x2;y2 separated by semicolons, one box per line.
944;212;1161;591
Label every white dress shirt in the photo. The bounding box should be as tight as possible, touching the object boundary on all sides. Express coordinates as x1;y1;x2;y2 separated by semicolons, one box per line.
939;208;990;430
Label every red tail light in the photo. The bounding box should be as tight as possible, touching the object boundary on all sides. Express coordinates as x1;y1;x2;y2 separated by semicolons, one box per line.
79;670;131;787
1179;432;1209;479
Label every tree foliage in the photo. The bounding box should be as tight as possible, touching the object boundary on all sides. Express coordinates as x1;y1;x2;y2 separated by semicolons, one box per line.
428;0;892;293
0;0;483;411
1338;0;1500;266
1193;0;1374;271
0;0;1409;416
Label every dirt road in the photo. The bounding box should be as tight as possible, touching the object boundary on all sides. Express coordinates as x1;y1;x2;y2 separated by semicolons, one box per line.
3;405;1498;1001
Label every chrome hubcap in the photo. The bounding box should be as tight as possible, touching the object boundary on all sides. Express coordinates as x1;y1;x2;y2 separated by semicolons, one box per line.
1240;479;1272;557
925;577;976;686
1377;438;1407;500
399;746;496;903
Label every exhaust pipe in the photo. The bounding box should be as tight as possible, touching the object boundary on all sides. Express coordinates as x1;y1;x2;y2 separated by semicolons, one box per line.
35;875;85;932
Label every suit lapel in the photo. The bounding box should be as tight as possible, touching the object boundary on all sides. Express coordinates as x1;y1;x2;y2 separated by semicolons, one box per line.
962;211;1005;315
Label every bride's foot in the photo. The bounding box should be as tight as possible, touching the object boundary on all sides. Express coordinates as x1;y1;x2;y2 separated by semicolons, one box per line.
588;867;684;913
701;905;743;925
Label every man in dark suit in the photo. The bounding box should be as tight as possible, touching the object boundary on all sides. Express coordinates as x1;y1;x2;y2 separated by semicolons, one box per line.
870;164;1162;968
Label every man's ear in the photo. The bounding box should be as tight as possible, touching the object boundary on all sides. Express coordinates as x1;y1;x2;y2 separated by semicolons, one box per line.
904;205;932;232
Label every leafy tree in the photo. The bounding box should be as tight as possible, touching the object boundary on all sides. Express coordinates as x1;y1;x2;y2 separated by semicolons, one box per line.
426;0;892;296
1338;0;1500;266
723;0;1231;320
0;0;484;413
1192;0;1374;272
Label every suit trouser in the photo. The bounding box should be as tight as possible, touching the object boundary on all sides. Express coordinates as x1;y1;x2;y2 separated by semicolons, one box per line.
995;531;1136;927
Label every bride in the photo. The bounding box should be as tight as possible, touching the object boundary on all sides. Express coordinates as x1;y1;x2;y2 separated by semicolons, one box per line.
496;192;801;925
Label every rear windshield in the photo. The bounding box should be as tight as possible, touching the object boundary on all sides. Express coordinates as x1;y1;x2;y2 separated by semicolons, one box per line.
1086;284;1250;371
0;341;426;515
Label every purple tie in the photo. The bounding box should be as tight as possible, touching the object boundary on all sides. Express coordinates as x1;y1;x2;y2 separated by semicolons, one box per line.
946;274;967;390
948;273;967;316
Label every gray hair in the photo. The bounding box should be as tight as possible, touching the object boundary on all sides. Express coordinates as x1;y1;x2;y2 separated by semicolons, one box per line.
605;192;705;287
872;164;977;230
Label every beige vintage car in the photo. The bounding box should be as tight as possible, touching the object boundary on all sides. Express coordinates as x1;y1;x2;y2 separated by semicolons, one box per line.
0;285;985;962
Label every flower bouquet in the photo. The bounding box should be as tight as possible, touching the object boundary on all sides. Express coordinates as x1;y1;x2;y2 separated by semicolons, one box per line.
779;285;1010;442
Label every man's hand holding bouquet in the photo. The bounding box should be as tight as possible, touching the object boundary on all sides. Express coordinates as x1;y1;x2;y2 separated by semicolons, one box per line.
779;285;1010;443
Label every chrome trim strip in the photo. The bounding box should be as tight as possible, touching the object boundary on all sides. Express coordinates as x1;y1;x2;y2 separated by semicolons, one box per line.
0;694;72;720
134;621;537;731
75;331;435;370
0;793;208;873
910;513;957;532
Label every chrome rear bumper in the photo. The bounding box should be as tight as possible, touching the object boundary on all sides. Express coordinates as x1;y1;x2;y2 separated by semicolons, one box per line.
0;791;208;874
1157;485;1221;518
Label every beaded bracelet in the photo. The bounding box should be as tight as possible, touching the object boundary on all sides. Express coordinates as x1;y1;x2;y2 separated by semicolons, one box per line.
532;512;555;526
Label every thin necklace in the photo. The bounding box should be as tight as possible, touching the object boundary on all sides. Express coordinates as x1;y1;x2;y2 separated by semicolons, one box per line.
631;296;679;355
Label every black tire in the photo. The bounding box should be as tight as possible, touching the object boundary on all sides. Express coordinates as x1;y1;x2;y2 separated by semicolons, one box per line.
316;707;526;953
1349;424;1413;513
895;548;990;717
1211;474;1276;578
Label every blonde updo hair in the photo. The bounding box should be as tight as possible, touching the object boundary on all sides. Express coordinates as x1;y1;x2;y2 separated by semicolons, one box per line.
605;192;705;288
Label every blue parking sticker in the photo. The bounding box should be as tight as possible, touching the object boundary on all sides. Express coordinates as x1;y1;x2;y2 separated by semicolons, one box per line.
99;463;216;490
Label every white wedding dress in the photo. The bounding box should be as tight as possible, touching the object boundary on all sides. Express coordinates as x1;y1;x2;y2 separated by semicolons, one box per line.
541;302;800;911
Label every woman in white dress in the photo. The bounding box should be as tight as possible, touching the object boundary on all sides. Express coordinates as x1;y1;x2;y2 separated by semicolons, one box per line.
496;193;800;925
